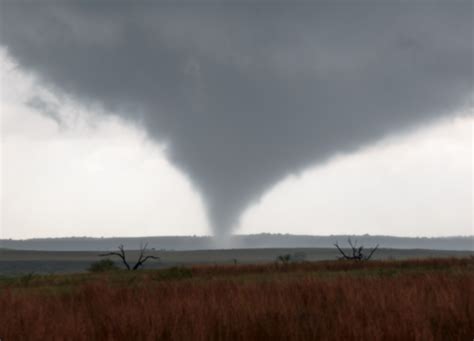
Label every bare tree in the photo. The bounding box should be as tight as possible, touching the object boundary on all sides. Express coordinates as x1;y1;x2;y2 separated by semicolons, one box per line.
100;244;130;270
100;243;159;270
276;254;292;264
132;243;160;270
334;238;379;261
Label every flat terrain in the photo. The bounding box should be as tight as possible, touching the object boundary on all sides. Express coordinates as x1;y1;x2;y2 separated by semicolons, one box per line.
0;258;472;340
0;247;472;275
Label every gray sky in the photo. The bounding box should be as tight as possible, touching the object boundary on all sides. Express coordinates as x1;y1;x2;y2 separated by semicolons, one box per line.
0;1;472;239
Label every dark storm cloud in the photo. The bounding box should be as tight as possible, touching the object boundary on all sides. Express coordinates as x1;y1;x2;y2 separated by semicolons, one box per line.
1;1;472;238
25;96;62;125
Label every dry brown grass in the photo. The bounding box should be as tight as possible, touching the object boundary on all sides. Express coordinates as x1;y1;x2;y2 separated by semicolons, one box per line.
0;258;472;340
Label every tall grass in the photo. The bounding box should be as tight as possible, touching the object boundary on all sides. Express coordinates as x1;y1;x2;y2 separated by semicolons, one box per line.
0;258;472;340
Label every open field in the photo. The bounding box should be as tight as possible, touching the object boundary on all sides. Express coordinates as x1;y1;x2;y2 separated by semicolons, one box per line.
0;247;472;276
0;257;472;340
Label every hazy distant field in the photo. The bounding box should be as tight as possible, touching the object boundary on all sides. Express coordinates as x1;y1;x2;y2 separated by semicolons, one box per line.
1;258;472;340
0;247;472;275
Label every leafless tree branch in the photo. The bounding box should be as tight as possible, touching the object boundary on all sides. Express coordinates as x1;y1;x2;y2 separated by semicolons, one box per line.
99;243;159;271
366;244;379;260
132;243;159;270
100;244;130;270
334;239;379;261
334;242;351;260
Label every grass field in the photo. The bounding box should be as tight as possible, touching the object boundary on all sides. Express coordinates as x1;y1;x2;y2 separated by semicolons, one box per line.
0;257;472;340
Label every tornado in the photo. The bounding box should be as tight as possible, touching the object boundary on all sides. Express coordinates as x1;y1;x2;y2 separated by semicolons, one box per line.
1;1;471;243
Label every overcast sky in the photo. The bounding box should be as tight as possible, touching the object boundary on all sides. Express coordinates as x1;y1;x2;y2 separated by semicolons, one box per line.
0;2;472;239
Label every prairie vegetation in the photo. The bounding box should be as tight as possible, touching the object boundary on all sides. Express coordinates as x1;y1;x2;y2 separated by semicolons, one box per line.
1;247;471;275
0;258;472;340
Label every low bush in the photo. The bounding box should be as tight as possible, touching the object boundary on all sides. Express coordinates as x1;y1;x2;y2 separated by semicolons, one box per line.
88;259;119;273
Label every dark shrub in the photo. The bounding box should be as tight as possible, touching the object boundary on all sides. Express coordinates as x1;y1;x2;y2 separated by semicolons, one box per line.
277;254;292;264
88;259;119;273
